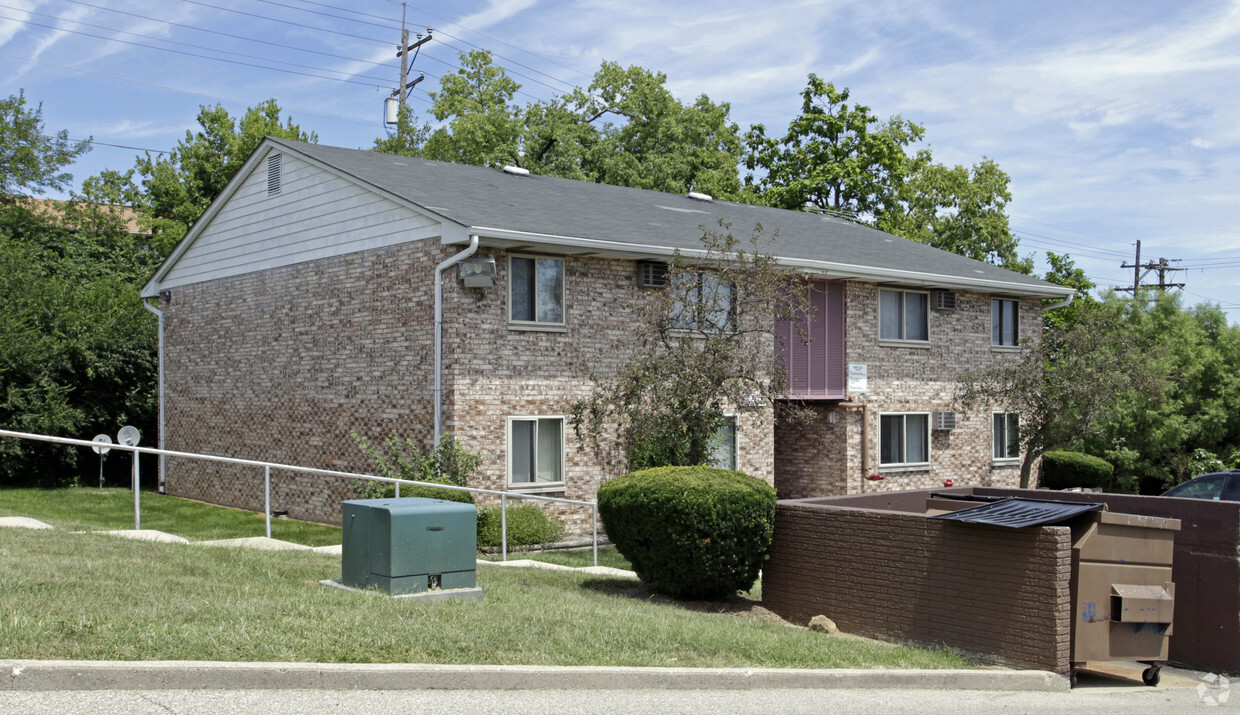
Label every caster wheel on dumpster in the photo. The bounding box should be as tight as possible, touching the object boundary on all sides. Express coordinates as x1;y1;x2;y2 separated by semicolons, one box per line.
1142;667;1161;687
1070;669;1079;688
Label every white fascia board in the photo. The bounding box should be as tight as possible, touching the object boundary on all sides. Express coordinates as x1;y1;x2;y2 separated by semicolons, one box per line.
457;226;1075;299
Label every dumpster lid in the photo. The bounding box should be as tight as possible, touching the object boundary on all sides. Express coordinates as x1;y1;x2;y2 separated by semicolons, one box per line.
929;497;1102;528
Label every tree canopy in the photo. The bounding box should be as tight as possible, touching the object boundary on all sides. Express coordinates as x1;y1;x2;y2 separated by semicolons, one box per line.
374;51;746;199
0;90;91;200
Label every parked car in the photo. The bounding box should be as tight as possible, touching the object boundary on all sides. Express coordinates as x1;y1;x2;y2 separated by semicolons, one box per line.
1160;472;1240;501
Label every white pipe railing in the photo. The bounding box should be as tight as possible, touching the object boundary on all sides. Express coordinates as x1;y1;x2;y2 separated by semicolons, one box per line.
0;429;599;566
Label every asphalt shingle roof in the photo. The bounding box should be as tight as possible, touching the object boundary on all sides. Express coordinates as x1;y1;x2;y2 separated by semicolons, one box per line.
270;139;1071;297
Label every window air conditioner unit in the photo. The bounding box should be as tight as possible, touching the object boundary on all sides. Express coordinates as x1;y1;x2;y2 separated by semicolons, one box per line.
933;291;957;311
934;411;957;430
637;261;669;288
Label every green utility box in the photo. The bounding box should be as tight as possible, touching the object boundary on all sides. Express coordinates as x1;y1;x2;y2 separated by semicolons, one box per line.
341;497;477;595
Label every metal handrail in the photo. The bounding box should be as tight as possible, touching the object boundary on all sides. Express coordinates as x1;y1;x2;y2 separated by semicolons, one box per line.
0;428;599;566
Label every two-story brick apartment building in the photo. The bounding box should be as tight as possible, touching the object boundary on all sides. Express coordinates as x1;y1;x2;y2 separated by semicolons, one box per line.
140;138;1073;527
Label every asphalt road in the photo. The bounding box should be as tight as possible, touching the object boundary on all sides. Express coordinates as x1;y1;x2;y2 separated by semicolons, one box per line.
0;681;1232;715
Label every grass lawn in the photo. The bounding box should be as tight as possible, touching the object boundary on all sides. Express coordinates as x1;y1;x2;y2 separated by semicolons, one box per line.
482;546;633;571
0;488;341;547
0;527;969;669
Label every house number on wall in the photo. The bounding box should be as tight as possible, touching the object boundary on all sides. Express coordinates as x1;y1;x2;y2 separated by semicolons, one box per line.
847;363;868;393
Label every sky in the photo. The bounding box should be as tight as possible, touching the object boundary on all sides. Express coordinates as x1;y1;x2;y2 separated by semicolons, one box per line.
3;0;1239;322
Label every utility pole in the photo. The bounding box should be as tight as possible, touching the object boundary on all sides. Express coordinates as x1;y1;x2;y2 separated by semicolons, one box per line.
389;3;431;136
1116;240;1186;295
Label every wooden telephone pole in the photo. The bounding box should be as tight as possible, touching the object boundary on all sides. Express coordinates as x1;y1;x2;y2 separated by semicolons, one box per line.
390;3;432;135
1116;240;1185;295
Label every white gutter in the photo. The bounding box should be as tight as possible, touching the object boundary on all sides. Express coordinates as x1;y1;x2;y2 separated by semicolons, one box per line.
1044;292;1075;310
433;235;479;444
459;226;1075;299
142;298;166;493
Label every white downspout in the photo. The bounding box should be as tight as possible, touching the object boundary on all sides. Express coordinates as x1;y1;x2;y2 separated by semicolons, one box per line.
1045;293;1075;311
434;235;480;445
142;298;166;493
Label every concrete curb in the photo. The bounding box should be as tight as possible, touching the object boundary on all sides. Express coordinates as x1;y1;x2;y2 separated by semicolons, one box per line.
0;661;1067;692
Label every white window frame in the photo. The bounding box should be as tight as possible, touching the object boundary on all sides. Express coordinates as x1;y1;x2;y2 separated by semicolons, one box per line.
505;415;566;492
878;289;930;345
706;414;739;471
508;254;566;330
991;298;1020;348
878;412;931;469
992;411;1021;463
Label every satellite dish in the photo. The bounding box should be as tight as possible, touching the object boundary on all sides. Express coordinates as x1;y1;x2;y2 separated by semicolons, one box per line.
91;434;112;455
117;426;141;447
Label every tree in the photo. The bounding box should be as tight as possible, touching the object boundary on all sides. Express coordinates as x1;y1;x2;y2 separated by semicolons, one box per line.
0;201;160;486
375;51;746;199
955;305;1166;488
97;100;316;255
570;221;810;470
1040;251;1097;331
743;75;925;218
0;89;91;199
877;159;1031;272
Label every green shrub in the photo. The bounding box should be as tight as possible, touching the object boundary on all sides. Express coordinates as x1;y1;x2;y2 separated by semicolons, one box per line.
1042;450;1114;490
598;465;776;600
477;503;567;550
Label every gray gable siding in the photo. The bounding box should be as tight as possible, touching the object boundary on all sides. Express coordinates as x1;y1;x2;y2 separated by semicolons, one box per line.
157;149;445;291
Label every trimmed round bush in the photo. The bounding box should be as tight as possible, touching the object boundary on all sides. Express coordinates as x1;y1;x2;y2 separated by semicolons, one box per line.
598;465;777;600
1042;450;1114;490
477;503;567;550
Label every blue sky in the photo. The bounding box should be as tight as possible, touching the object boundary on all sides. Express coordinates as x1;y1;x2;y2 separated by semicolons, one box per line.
3;0;1238;321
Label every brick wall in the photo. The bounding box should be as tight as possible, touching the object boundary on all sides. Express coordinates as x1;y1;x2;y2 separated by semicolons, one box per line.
773;283;1034;498
762;497;1073;674
162;241;775;530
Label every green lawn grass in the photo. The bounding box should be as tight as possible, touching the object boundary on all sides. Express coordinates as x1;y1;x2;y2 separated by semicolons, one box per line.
481;546;633;571
0;527;969;669
0;488;341;546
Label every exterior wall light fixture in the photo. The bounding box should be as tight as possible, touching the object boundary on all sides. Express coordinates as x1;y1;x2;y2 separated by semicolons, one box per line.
458;257;496;288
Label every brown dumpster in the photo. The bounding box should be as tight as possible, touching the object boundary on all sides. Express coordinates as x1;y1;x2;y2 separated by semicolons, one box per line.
927;494;1180;686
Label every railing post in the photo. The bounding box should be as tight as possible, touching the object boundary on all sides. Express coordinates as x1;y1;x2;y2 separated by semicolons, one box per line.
501;493;508;562
592;504;598;567
265;465;272;539
132;448;141;530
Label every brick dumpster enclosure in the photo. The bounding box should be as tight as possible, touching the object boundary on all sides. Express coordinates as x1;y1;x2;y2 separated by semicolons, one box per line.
762;496;1073;675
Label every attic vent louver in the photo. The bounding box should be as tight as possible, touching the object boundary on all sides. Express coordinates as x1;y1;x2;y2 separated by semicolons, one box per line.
933;290;957;311
502;165;530;177
637;261;669;288
687;191;712;202
934;411;957;430
267;153;281;196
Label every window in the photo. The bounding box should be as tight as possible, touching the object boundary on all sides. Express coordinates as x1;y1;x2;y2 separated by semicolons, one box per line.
507;417;564;489
879;413;929;467
671;272;733;332
706;416;737;470
509;256;564;325
880;290;928;342
993;412;1020;460
992;299;1019;346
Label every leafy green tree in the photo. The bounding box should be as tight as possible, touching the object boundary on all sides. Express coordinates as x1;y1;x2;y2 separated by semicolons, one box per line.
1086;294;1240;491
376;51;746;199
1041;251;1097;331
97;100;316;255
571;222;810;470
955;304;1167;488
743;75;925;218
0;203;160;486
0;89;91;199
877;159;1031;272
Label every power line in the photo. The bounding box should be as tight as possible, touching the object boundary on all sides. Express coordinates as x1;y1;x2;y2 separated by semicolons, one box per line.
1;13;395;89
0;49;395;130
40;134;171;154
3;5;397;85
58;0;395;70
174;0;390;46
